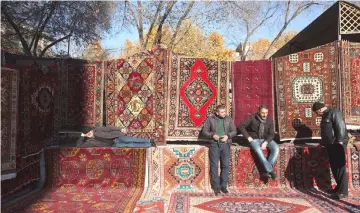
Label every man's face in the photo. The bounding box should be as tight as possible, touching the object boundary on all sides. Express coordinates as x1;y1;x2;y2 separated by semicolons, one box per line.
315;108;324;116
216;108;226;118
258;108;268;120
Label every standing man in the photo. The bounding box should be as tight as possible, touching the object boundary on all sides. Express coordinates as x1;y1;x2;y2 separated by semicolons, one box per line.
239;104;279;180
312;102;348;200
202;105;237;195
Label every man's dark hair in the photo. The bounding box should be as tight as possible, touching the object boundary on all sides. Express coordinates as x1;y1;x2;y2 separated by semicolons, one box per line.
258;104;268;111
216;105;226;111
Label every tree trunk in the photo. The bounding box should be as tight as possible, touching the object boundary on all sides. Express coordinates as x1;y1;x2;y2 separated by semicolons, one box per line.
153;1;176;46
144;1;164;50
169;1;195;50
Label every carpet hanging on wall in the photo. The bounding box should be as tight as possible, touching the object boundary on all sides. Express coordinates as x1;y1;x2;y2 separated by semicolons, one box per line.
166;55;231;141
17;61;61;156
65;60;104;128
341;41;360;128
232;60;274;126
274;42;340;141
106;47;169;145
1;67;19;180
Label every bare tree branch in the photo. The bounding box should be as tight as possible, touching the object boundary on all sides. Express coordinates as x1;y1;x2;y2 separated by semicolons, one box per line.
169;1;195;50
262;2;318;59
1;4;32;55
33;2;58;56
40;31;72;57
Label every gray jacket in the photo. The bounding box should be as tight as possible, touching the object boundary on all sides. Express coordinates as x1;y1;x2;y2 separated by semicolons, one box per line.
202;115;237;143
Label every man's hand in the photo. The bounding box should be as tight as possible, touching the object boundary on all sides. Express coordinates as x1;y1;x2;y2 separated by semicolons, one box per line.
248;137;254;142
261;142;268;150
221;135;228;142
213;135;220;141
121;128;127;134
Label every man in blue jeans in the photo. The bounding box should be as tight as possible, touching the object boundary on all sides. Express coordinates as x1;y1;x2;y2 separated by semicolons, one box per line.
239;104;279;180
202;105;237;195
78;126;154;147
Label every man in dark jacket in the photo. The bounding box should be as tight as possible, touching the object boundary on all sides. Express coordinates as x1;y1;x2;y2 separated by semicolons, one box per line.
202;105;237;195
312;102;348;200
78;126;153;147
239;104;278;180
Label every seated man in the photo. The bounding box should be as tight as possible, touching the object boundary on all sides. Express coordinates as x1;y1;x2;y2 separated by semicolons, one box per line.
238;104;279;180
78;126;154;148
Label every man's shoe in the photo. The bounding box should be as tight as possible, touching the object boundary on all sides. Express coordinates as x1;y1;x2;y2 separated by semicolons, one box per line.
214;188;221;195
221;187;229;194
269;171;277;180
331;193;348;200
261;173;271;179
327;188;338;194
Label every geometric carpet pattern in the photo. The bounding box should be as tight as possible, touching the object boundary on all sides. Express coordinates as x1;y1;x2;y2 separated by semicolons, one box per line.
274;42;340;140
166;55;231;141
65;60;104;128
232;60;274;126
134;146;211;212
2;146;360;213
1;67;19;178
167;192;360;213
3;148;146;213
341;41;360;127
106;47;169;145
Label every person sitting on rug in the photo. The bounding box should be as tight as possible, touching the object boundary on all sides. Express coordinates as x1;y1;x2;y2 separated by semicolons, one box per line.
202;105;237;195
77;126;154;148
238;104;279;180
312;102;348;200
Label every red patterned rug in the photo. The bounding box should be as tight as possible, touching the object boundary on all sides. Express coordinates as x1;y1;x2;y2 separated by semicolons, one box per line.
166;55;231;141
65;60;104;127
341;41;360;127
274;42;340;140
5;148;146;213
229;146;292;191
17;61;60;156
232;60;273;126
1;67;19;178
1;154;40;203
106;47;168;145
167;192;360;213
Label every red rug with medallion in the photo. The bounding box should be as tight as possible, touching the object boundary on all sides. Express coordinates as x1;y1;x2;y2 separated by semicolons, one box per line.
274;42;340;140
166;55;231;141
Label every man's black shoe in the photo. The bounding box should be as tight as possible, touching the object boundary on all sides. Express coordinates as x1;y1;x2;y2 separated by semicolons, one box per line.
261;173;271;179
269;171;277;180
331;193;348;200
327;188;338;194
221;187;229;194
214;188;221;195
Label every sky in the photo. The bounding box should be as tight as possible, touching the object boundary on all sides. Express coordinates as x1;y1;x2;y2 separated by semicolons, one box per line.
100;3;325;58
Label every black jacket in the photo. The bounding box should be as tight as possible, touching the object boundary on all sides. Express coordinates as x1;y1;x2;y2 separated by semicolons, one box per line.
238;113;275;143
79;127;125;147
320;108;348;145
202;115;237;143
